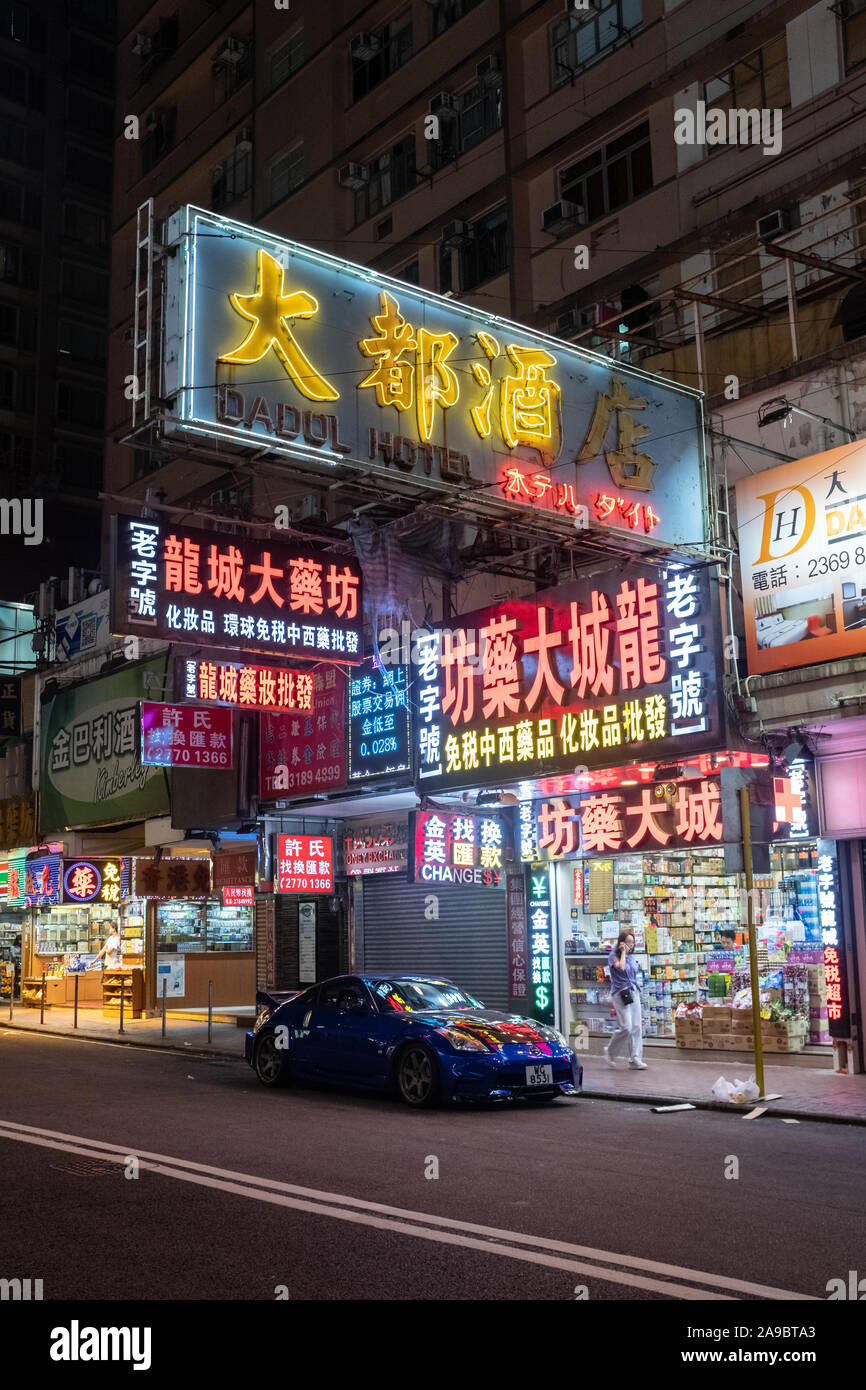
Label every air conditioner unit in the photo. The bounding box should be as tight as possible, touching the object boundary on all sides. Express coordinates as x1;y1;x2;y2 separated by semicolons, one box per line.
351;33;381;62
442;219;473;249
216;37;247;64
756;208;791;241
430;92;458;114
235;127;253;152
476;55;502;85
338;162;369;190
292;494;325;524
543;199;585;234
132;32;152;56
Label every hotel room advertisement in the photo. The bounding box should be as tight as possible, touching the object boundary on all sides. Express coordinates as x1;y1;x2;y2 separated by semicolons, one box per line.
736;441;866;676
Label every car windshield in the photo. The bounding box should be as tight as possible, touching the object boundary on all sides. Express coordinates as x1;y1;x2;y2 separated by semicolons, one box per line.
367;979;483;1013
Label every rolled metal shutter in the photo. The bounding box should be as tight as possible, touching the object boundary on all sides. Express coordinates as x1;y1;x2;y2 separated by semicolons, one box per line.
358;877;509;1010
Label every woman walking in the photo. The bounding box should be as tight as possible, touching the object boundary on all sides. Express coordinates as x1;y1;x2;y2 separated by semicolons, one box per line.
605;929;647;1069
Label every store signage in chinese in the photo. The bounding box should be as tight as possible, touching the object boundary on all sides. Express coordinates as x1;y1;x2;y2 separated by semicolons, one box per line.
416;564;723;792
409;811;507;888
212;850;257;890
735;440;866;676
0;795;36;852
62;857;130;905
111;516;363;664
348;660;411;781
223;885;253;906
259;666;347;799
276;834;334;893
39;658;170;834
532;778;726;859
182;656;313;715
0;677;21;736
507;873;528;998
526;863;555;1024
772;759;818;838
344;816;408;876
131;857;212;900
816;840;849;1038
140;701;234;769
6;847;62;906
163;206;705;552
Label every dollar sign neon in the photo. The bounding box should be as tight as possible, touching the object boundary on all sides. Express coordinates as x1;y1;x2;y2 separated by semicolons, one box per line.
536;986;549;1011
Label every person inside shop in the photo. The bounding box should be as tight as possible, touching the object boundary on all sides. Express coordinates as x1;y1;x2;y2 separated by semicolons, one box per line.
714;930;737;950
604;929;647;1069
92;924;123;973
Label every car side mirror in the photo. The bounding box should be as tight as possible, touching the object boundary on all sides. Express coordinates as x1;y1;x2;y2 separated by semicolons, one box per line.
343;996;366;1014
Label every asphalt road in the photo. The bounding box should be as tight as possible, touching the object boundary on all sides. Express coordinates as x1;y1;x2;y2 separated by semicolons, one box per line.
0;1029;863;1303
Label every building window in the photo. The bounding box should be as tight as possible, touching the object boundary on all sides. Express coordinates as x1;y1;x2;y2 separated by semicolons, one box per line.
58;319;107;364
61;261;109;306
212;146;252;210
57;381;105;429
269;143;304;204
0;430;32;483
559;121;652;226
137;15;179;84
66;144;113;190
0;300;36;349
352;11;412;102
395;259;419;285
551;0;641;85
0;366;35;412
62;202;108;248
703;37;790;119
213;36;252;103
0;58;44;107
431;0;483;37
0;240;38;287
54;440;101;490
1;0;45;46
0;175;40;226
67;89;114;138
354;135;415;223
269;24;303;88
70;0;113;28
68;29;113;87
141;108;177;175
440;206;508;293
432;78;502;169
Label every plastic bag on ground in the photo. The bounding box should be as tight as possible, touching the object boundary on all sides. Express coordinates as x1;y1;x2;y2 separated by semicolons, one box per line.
712;1074;760;1104
711;1076;735;1103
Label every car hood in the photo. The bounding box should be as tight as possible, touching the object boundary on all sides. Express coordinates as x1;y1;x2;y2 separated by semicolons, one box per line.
413;1008;561;1050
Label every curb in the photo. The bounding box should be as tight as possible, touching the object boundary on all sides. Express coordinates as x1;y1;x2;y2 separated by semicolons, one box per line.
0;1020;243;1062
581;1084;866;1127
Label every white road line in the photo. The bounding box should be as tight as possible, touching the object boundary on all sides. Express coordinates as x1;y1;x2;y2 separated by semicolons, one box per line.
0;1117;814;1301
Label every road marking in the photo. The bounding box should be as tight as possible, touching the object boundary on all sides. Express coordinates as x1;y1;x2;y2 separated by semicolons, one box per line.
0;1117;815;1301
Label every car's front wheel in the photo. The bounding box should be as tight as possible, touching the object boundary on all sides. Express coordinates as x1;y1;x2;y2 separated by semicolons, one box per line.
254;1031;291;1088
396;1045;440;1107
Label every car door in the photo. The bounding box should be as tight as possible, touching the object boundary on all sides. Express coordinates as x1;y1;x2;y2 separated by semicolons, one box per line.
325;981;386;1083
298;981;343;1076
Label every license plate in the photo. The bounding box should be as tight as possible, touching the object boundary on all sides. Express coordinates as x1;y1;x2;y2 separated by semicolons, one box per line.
525;1064;554;1086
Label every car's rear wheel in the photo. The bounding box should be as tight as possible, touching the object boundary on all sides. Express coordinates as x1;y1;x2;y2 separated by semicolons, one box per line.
396;1045;440;1107
255;1031;290;1088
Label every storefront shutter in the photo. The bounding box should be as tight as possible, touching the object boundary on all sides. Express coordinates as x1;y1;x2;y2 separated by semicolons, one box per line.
357;877;509;1010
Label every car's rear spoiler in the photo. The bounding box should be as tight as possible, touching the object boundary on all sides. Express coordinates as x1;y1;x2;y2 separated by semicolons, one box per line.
256;989;301;1011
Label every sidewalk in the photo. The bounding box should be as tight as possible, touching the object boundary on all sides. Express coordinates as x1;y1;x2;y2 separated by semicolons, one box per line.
3;1008;865;1123
580;1050;866;1124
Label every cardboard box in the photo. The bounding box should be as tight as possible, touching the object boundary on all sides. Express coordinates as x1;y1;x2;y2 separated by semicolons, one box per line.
722;1035;755;1050
676;1036;702;1049
674;1017;702;1036
701;1033;730;1049
761;1019;807;1039
761;1035;806;1053
701;1006;731;1032
730;1011;754;1032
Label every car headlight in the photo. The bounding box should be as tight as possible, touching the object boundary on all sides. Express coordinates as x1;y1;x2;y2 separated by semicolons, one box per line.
435;1027;489;1052
252;1009;271;1035
536;1025;568;1048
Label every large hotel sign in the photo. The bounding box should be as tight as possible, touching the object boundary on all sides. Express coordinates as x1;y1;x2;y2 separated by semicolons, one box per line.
416;564;724;793
163;206;706;552
112;517;363;664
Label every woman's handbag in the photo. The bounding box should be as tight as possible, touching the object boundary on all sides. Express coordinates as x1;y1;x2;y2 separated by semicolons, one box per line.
620;988;634;1005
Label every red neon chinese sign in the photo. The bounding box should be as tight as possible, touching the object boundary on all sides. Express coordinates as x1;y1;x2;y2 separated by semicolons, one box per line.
276;834;334;893
411;811;506;888
535;778;724;858
183;657;313;714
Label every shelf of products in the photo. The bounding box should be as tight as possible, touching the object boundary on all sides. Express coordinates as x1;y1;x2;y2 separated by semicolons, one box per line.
102;968;144;1019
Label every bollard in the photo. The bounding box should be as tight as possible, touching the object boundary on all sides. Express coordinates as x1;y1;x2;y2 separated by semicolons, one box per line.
118;974;125;1035
207;979;213;1045
40;970;46;1025
161;978;167;1037
7;968;12;1021
73;972;79;1029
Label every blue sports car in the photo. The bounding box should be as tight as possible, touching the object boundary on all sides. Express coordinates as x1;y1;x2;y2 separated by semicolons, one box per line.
245;974;582;1107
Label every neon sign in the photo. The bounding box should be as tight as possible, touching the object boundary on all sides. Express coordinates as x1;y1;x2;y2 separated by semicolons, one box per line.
533;778;725;858
163;206;705;551
409;811;507;889
182;657;313;714
348;660;411;781
63;857;130;905
276;834;334;893
416;564;722;791
816;840;850;1037
527;863;555;1025
112;517;364;664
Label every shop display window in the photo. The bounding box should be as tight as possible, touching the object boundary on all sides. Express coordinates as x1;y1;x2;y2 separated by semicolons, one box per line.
157;899;253;952
558;842;827;1047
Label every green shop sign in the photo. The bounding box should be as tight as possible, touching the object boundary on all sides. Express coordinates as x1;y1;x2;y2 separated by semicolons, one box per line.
39;656;170;833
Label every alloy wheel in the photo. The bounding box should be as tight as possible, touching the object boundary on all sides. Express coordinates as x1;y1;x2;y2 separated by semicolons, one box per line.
256;1034;285;1085
399;1047;434;1105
